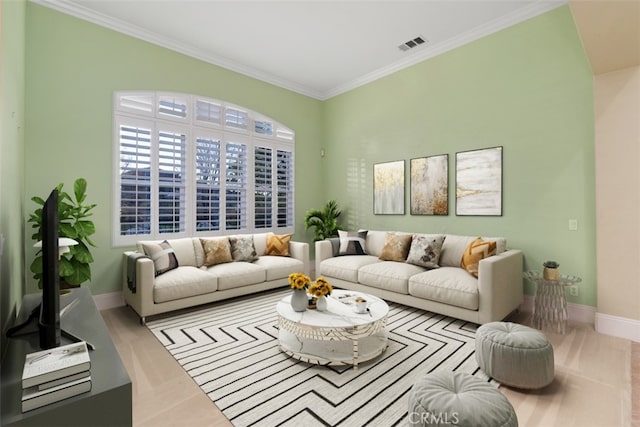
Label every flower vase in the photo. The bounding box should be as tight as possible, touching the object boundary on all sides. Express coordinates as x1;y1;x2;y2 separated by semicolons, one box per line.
316;296;327;312
290;289;308;312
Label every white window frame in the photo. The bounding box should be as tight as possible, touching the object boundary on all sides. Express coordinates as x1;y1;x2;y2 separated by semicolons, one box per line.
112;91;295;247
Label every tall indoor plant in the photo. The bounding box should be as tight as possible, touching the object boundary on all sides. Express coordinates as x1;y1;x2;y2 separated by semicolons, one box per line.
304;199;342;241
29;178;97;287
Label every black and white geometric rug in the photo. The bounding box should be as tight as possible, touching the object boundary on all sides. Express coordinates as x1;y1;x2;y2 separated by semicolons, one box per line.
147;288;496;427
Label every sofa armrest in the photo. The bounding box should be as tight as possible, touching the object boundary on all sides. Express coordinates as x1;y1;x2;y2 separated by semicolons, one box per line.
289;241;310;276
122;251;156;323
315;240;334;277
477;249;524;323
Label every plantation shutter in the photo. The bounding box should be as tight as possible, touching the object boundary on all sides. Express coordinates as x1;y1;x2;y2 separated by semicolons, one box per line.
225;107;249;131
254;146;272;229
195;135;221;232
113;92;295;246
225;141;247;230
157;129;187;234
195;99;222;126
118;121;152;236
158;95;188;120
276;149;294;227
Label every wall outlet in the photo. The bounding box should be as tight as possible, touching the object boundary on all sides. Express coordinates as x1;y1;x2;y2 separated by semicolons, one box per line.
569;219;578;231
569;285;579;296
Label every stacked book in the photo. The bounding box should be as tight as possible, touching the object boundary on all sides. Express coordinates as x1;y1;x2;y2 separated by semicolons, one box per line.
21;341;92;412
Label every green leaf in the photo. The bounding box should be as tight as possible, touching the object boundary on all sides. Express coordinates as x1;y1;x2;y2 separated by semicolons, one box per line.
75;221;96;236
74;178;87;204
59;256;75;277
31;196;45;206
70;244;94;264
59;222;77;238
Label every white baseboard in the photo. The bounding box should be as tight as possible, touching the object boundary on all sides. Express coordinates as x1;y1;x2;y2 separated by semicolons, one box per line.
93;291;125;311
521;295;596;325
595;312;640;343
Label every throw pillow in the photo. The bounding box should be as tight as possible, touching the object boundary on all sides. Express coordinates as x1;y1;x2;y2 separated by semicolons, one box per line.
406;234;446;269
461;237;497;277
200;237;233;266
266;233;292;256
229;236;258;262
337;230;368;256
142;240;178;276
379;233;412;262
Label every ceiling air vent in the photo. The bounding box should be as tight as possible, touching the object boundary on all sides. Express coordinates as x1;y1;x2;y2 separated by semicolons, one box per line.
398;36;427;52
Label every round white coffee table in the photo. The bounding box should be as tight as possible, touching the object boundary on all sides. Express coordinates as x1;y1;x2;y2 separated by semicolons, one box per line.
276;290;389;369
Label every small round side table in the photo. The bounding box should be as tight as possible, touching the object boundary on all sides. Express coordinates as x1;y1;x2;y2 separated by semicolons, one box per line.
523;271;582;334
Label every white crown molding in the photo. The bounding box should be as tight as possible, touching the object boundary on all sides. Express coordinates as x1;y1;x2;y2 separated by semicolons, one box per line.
31;0;566;100
29;0;325;100
325;0;567;99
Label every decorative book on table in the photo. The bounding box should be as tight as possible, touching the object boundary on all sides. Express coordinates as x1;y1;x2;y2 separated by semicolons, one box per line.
22;341;91;388
22;376;92;412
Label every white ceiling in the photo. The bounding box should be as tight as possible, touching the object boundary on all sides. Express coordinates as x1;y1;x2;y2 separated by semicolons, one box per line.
35;0;566;100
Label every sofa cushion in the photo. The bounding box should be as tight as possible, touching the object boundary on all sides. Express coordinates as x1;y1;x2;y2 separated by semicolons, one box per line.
338;230;368;255
139;237;198;267
440;235;506;267
205;262;266;291
319;255;380;283
364;230;389;257
201;237;233;266
408;267;479;310
266;233;292;256
461;237;497;277
439;235;477;267
142;240;178;276
406;234;446;269
253;255;305;281
379;233;412;261
229;235;258;262
358;261;425;294
253;233;269;256
153;266;218;303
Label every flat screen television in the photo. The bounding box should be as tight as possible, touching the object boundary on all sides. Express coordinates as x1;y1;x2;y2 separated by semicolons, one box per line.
39;188;61;349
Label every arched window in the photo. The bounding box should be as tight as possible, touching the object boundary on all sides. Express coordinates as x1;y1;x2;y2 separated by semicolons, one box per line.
113;92;295;246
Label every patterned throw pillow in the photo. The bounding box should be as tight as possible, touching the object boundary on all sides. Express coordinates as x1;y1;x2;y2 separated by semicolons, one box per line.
266;233;292;256
461;237;497;277
142;240;178;276
229;236;258;262
379;233;412;262
337;230;368;256
200;237;233;266
406;234;446;269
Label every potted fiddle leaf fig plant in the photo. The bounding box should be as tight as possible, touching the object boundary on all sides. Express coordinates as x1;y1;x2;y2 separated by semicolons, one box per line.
304;199;342;241
29;178;97;288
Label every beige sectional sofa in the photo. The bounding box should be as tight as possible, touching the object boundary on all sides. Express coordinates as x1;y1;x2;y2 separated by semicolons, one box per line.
123;233;309;324
315;231;523;324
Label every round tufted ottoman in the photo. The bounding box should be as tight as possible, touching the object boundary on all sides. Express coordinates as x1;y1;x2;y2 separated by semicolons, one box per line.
408;371;517;427
475;322;554;389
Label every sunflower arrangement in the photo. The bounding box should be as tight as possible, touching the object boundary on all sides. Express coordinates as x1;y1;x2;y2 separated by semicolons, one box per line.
288;272;311;290
308;276;333;298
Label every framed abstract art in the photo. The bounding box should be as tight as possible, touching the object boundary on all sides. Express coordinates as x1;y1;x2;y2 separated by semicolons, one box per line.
410;154;448;215
373;160;405;215
455;146;503;216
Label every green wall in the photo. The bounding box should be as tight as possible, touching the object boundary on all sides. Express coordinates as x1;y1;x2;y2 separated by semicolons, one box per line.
24;3;323;295
22;4;595;307
322;6;596;305
1;0;27;353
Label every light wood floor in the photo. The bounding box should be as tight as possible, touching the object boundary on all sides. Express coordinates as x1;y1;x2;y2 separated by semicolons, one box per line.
101;305;639;427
